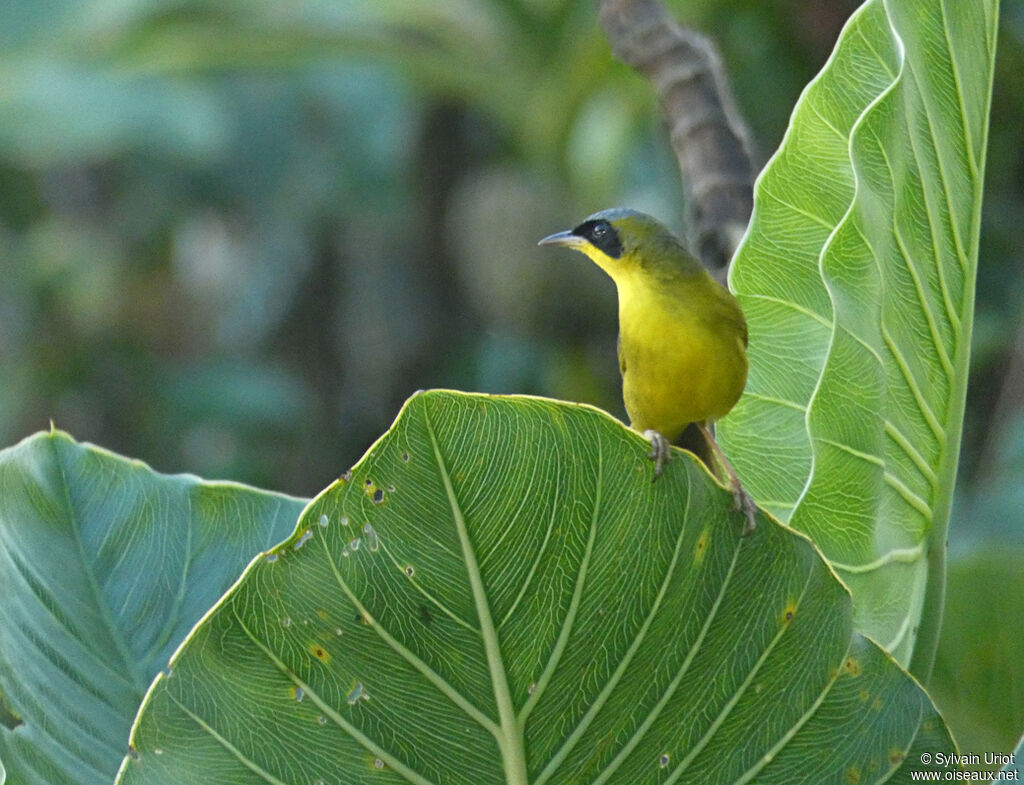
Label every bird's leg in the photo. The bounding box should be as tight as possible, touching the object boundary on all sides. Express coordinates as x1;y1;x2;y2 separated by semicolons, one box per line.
696;423;757;535
642;429;672;479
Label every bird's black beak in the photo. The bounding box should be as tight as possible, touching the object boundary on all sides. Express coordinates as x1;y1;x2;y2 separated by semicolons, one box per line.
537;230;585;248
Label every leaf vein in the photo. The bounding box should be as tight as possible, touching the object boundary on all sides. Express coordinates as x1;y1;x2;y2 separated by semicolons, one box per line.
807;101;847;141
732;641;853;784
758;186;836;230
666;556;819;783
891;225;957;374
50;436;148;696
317;531;498;736
498;467;561;630
857;23;898;81
882;330;945;443
901;66;964;332
831;543;926;573
232;611;437;785
742;392;808;412
375;538;479;634
422;402;528;783
479;457;543;570
590;479;743;785
516;432;599;725
741;294;833;329
817;438;884;467
906;59;970;277
939;0;980;180
884;422;939;487
166;692;292;785
883;473;933;521
535;463;696;785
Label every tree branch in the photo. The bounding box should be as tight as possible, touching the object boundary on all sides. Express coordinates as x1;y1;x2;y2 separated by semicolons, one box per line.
598;0;756;281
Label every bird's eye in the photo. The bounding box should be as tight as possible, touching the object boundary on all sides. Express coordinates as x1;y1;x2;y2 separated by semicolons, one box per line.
580;219;623;258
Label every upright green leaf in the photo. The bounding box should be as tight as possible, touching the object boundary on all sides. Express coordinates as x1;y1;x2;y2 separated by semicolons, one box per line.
119;391;952;785
719;0;998;673
0;431;305;785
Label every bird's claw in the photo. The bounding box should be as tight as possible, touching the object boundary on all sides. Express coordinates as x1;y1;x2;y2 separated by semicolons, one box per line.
644;426;756;533
643;429;671;480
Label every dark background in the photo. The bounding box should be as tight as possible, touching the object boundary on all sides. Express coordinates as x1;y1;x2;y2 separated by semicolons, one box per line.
1;0;1020;762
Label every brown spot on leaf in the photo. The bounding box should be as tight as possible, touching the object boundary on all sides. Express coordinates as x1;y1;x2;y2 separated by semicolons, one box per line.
309;643;331;664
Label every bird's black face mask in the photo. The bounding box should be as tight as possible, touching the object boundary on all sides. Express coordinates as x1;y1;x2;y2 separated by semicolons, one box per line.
573;219;623;259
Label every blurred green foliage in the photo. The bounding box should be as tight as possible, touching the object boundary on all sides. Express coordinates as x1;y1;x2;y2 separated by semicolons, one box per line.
0;0;1020;762
932;550;1024;767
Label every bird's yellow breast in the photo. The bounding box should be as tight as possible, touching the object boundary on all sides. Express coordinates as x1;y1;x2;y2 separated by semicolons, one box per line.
615;270;747;442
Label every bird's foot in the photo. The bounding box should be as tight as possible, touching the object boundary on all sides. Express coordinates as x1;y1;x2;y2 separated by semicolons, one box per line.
729;476;757;536
643;429;671;480
695;422;757;535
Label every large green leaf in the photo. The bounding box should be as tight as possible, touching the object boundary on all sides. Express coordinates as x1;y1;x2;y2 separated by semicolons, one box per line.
0;431;305;785
718;0;998;673
118;391;952;784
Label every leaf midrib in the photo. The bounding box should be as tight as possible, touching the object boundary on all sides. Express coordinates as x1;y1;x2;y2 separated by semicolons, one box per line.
51;435;149;696
317;529;497;734
423;405;529;785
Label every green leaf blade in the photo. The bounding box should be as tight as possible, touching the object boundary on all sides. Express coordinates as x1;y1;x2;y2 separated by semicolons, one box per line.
119;391;953;785
0;431;304;785
720;0;998;671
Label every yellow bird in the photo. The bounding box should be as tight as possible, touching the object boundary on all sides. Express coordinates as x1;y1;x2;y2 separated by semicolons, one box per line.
539;208;755;532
